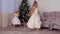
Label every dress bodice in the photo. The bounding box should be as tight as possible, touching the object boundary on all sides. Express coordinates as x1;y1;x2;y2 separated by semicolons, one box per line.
32;7;38;15
14;13;18;17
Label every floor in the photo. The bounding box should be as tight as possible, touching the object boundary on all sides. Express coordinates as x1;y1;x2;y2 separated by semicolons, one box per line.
0;27;60;34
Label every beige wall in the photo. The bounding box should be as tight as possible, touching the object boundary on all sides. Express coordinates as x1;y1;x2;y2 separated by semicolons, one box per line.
2;13;10;27
29;0;60;12
1;0;21;27
0;13;2;28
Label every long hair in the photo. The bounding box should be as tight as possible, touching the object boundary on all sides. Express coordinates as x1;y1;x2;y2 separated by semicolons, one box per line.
15;10;19;14
33;1;38;7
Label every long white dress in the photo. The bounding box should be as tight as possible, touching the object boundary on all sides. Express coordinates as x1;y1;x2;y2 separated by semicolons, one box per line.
27;7;42;29
12;13;21;25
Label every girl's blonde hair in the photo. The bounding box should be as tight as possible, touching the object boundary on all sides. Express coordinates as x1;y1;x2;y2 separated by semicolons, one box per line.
33;1;38;6
15;10;19;13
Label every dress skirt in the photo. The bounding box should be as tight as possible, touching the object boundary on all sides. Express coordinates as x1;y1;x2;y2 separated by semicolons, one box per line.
27;8;42;29
12;16;21;25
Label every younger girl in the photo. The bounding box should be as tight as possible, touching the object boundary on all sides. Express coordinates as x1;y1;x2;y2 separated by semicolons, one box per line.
11;11;21;29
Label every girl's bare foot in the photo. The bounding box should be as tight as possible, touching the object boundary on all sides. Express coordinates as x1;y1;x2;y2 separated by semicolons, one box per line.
12;25;15;30
36;29;40;32
29;29;33;32
19;25;21;28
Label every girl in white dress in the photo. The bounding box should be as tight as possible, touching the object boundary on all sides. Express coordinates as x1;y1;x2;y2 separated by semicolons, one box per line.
27;1;42;31
11;11;21;28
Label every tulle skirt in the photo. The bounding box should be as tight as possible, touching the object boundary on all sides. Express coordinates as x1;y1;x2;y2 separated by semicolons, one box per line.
27;13;41;29
12;17;21;25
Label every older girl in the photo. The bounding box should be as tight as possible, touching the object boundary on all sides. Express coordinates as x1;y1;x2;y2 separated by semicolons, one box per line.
27;1;42;31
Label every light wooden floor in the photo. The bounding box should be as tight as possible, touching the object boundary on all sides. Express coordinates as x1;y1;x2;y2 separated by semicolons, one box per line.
0;27;60;34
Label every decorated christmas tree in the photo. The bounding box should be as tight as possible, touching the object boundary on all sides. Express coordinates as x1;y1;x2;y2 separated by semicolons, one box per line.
19;0;30;23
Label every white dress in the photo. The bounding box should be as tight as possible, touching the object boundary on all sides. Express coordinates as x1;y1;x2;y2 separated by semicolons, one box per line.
12;13;21;25
27;8;42;29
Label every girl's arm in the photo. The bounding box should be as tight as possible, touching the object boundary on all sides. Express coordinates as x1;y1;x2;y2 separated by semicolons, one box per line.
11;13;14;19
29;7;35;16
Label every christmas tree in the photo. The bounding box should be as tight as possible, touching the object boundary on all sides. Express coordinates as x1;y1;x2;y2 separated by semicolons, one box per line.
19;0;30;23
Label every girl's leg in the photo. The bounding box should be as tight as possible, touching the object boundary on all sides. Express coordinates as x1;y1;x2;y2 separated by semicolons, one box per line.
21;23;23;27
19;24;21;27
12;25;15;29
28;28;35;32
29;28;34;32
24;22;26;27
23;21;27;27
36;28;40;32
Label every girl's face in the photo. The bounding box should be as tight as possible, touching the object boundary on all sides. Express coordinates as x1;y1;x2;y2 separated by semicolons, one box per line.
15;11;19;15
34;3;38;7
17;12;19;15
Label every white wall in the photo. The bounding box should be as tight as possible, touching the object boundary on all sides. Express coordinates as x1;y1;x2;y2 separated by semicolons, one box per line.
1;0;17;27
29;0;60;12
1;0;22;27
0;0;2;27
2;0;10;27
15;0;22;11
1;0;60;27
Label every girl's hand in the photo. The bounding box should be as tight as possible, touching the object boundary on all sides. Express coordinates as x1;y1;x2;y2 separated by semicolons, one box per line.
11;13;14;19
